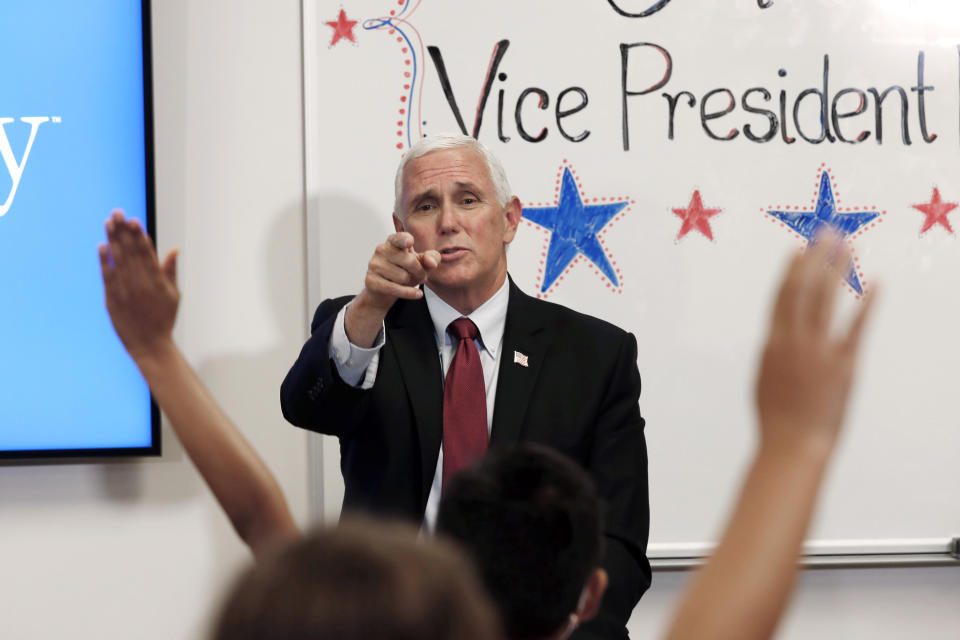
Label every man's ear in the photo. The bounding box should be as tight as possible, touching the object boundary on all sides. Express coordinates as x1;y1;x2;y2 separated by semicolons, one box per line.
576;568;609;623
393;213;405;233
502;195;522;244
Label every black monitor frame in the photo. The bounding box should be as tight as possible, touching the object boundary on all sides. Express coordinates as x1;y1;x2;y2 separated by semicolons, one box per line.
0;0;160;460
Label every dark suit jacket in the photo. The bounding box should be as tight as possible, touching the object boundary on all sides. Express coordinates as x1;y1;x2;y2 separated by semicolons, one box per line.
281;279;651;640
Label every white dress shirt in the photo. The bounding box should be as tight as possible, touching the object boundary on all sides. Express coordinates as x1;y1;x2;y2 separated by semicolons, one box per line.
329;279;509;530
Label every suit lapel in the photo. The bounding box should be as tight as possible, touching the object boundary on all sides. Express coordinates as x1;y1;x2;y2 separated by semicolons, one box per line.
491;279;550;445
388;298;444;509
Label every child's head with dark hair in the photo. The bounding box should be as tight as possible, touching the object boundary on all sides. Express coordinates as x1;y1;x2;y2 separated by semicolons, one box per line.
436;444;607;639
212;518;499;640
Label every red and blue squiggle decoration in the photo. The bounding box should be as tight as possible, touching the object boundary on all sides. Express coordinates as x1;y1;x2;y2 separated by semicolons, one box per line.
363;1;425;151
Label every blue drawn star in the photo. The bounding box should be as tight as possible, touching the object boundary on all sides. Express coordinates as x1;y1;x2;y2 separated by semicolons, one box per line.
768;171;879;294
523;167;628;293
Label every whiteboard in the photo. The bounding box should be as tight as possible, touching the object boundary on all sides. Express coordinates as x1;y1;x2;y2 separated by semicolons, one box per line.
303;0;960;561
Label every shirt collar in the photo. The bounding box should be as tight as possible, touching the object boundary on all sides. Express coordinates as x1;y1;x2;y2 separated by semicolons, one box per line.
423;278;510;358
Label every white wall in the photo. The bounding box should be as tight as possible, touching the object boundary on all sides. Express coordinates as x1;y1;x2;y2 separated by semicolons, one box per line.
630;563;960;639
0;1;310;638
0;2;955;639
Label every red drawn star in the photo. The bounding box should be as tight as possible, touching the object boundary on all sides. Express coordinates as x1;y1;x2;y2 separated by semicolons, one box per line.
326;9;357;46
911;187;957;234
672;190;722;241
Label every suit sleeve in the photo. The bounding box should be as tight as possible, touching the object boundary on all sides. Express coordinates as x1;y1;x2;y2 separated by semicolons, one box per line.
280;296;371;438
574;332;651;640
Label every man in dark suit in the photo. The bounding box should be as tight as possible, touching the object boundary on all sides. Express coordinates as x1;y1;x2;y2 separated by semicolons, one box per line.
281;133;649;639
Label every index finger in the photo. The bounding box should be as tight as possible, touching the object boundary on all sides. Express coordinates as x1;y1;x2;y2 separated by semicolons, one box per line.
770;250;805;334
418;250;441;271
98;244;113;282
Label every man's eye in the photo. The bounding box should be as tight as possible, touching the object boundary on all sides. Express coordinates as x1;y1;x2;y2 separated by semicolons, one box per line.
462;197;477;205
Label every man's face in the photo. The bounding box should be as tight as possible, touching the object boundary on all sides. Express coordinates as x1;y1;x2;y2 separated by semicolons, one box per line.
394;147;521;307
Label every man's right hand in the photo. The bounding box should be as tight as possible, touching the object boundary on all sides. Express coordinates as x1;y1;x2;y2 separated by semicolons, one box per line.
345;232;440;347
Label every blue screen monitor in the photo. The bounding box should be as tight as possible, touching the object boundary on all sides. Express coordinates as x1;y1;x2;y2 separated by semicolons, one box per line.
0;1;159;458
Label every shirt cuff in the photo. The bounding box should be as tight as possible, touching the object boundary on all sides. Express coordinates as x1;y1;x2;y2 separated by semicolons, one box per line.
329;303;384;388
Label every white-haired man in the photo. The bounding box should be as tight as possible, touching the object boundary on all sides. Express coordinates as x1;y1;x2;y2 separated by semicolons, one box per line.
281;134;650;640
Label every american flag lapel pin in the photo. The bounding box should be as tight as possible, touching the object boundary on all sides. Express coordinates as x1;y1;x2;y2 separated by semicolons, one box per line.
513;350;529;368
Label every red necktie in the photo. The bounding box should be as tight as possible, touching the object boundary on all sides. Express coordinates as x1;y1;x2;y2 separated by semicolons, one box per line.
442;318;488;488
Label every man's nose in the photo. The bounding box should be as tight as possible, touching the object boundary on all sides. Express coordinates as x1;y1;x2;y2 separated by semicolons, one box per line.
437;202;460;233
